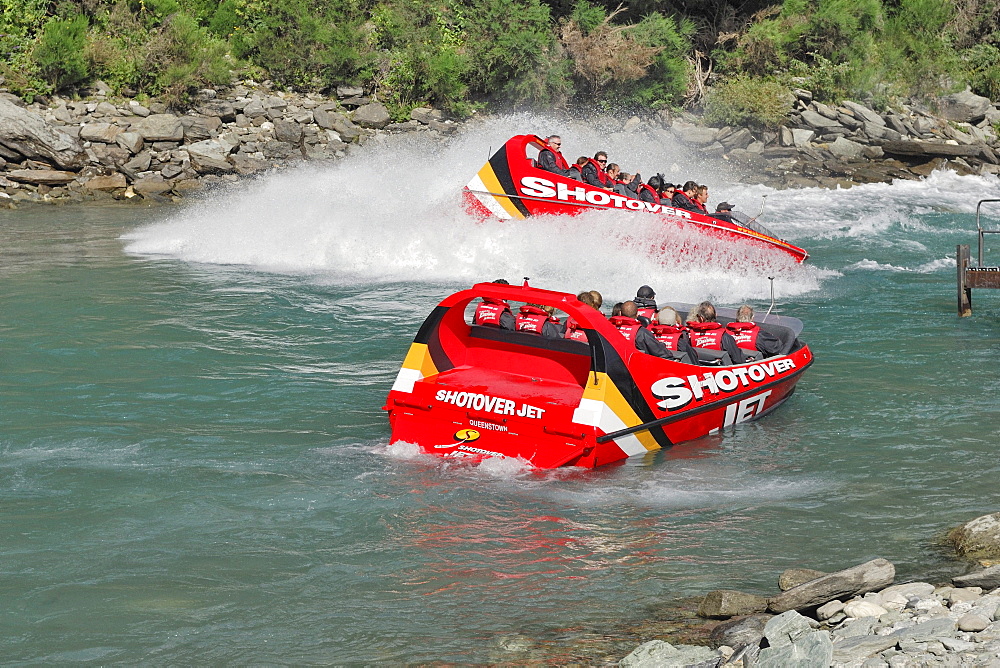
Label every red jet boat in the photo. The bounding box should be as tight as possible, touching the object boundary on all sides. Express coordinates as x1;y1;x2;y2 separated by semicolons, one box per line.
383;282;813;469
463;135;809;264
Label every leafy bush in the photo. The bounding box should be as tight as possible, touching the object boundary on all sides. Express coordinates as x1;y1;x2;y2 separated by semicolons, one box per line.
704;75;794;129
460;0;572;107
625;12;694;107
34;14;90;90
963;44;1000;101
234;0;370;90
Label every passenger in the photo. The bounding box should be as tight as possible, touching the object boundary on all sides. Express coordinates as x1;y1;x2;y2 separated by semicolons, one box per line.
615;170;642;199
571;156;588;179
637;174;663;204
671;181;702;212
611;302;624;317
515;304;563;338
565;291;598;341
541;304;566;337
609;301;672;358
649;306;700;365
694;185;710;212
660;182;676;205
536;135;576;179
633;285;658;322
589;290;604;312
581;151;612;189
473;278;515;329
726;304;782;360
686;301;746;364
713;201;734;224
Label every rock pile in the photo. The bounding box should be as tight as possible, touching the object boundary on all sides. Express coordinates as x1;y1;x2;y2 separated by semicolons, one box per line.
2;79;999;207
664;90;1000;189
0;80;459;205
621;563;1000;667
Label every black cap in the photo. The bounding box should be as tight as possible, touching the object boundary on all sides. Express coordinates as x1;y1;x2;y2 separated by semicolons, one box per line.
636;285;655;299
716;202;734;211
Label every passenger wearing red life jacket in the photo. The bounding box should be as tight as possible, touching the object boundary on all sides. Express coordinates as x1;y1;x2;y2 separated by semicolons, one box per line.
725;304;783;360
536;135;576;179
671;180;702;213
651;306;700;364
686;302;745;364
472;279;516;330
580;151;612;189
694;184;710;212
609;301;672;358
637;181;660;204
516;304;564;338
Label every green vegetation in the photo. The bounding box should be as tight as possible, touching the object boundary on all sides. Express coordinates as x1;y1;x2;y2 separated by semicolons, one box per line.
0;0;998;116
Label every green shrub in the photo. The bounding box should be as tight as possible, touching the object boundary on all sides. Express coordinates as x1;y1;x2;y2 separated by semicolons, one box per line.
33;14;90;90
624;12;694;107
235;0;369;90
460;0;572;107
704;75;794;129
963;44;1000;100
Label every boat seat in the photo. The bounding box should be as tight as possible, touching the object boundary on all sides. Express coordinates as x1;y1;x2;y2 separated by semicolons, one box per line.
469;324;590;356
693;348;732;366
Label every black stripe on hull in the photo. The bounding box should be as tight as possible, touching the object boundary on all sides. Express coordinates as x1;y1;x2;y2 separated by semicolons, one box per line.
488;146;531;217
593;335;675;450
412;306;454;373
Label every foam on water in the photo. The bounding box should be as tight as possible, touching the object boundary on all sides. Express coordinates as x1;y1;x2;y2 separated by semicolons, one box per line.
123;114;1000;304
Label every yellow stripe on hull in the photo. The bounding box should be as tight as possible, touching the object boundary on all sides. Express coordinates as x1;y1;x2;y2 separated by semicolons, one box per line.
574;373;659;455
475;164;526;220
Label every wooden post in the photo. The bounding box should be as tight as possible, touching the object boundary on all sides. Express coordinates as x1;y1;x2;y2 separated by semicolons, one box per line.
958;244;972;317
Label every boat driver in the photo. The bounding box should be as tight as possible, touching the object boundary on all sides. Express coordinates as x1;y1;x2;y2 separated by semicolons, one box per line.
536;135;577;179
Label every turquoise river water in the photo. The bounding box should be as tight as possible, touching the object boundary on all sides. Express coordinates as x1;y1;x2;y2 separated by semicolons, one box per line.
3;117;1000;663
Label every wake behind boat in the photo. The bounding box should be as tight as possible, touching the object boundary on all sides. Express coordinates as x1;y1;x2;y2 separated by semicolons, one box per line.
463;135;809;264
383;282;813;469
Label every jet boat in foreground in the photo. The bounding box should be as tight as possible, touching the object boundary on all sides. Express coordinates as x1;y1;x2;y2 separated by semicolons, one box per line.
383;283;813;469
463;135;809;264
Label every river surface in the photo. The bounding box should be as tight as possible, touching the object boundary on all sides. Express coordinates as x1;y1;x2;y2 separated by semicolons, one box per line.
3;116;1000;663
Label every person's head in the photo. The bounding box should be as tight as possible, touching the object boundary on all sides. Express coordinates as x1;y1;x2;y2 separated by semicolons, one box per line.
696;301;718;322
716;202;734;213
683;180;698;195
589;290;603;309
686;310;700;325
594;151;608;167
657;306;681;326
696;184;709;203
576;156;588;166
621;301;639;319
611;302;624;317
636;285;655;300
545;135;562;149
542;304;557;316
492;278;509;284
663;182;676;195
605;163;620;179
737;304;754;322
647;174;662;190
576;291;597;308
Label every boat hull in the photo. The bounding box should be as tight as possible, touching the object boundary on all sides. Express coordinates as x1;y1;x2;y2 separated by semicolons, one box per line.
384;284;813;469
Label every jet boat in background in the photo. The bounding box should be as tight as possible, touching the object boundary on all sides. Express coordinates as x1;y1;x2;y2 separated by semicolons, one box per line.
463;135;809;264
383;282;813;469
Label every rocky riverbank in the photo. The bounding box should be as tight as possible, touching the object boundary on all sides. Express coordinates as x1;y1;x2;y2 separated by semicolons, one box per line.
616;512;1000;667
1;81;999;207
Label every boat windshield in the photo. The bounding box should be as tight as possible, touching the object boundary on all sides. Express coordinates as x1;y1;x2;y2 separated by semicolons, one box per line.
730;211;781;239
